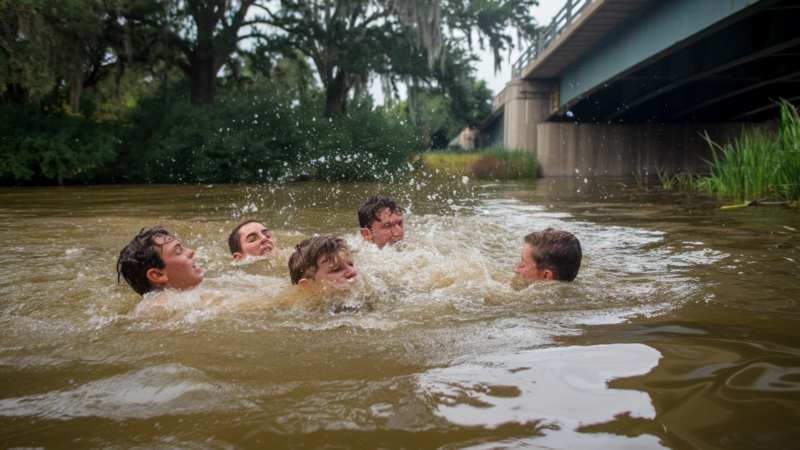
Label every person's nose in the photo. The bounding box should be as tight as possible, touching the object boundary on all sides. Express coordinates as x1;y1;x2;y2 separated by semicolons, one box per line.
345;264;358;279
187;248;195;259
515;261;524;272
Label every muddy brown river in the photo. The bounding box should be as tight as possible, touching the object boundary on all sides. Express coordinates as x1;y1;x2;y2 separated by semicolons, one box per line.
0;177;798;449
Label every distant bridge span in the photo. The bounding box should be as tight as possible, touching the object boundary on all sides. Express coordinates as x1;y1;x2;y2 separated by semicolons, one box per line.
482;0;800;176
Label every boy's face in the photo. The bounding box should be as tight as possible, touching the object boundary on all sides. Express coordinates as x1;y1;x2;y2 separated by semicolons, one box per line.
150;235;204;290
514;244;552;280
311;252;358;283
234;222;275;262
361;208;404;248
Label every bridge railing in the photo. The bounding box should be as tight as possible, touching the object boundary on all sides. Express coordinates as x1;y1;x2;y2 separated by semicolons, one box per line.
513;0;594;78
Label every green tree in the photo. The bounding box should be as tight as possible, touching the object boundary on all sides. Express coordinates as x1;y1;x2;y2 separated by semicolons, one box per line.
0;0;155;113
258;0;537;117
406;43;493;148
150;0;272;104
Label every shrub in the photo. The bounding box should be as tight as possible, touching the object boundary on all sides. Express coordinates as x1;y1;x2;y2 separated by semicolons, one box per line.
0;104;117;185
471;147;537;180
114;90;420;184
297;98;421;182
418;147;537;180
114;88;306;184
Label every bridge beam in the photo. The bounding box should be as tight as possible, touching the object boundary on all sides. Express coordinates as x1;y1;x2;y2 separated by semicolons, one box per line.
557;0;780;112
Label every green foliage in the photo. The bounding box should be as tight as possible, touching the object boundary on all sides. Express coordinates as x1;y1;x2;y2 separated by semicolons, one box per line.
405;45;495;148
1;0;536;184
654;167;674;190
471;147;538;180
419;146;537;180
420;152;482;177
262;0;537;116
0;0;135;108
640;168;698;191
110;85;420;184
699;99;800;202
299;98;421;182
673;172;698;191
116;96;296;183
632;170;643;189
0;104;117;184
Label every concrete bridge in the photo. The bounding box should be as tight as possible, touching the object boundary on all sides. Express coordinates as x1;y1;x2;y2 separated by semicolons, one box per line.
482;0;800;176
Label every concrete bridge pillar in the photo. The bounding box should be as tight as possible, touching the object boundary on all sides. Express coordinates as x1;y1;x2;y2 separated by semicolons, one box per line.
502;79;557;151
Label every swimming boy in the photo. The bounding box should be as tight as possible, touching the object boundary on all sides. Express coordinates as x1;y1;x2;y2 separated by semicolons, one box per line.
289;235;358;285
228;220;275;262
515;228;582;281
358;196;404;248
117;226;204;295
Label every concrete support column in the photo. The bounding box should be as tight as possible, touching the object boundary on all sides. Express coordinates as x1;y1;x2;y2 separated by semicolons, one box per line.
502;79;556;151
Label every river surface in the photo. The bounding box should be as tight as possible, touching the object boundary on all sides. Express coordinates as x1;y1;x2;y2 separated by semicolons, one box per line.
0;177;798;449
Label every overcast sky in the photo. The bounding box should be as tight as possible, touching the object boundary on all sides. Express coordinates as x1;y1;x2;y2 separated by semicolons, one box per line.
369;1;565;103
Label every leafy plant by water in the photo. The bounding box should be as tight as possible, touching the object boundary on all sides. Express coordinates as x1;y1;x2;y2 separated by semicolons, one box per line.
673;172;698;191
654;167;674;190
632;170;644;189
0;104;117;185
419;147;537;180
699;99;800;202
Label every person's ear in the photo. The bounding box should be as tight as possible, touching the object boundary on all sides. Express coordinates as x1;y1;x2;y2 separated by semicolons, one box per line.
541;270;554;280
360;228;373;243
298;278;310;286
146;268;168;285
232;252;244;262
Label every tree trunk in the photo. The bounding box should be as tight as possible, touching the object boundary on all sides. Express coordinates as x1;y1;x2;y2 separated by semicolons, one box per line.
422;123;431;148
70;70;82;114
190;47;217;104
324;71;349;117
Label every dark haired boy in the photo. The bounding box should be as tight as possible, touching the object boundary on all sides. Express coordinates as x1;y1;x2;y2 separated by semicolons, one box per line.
228;220;275;262
515;228;582;281
288;235;358;285
358;196;404;248
117;226;204;296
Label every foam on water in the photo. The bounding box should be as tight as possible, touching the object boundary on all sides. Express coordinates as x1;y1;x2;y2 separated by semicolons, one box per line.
0;363;250;420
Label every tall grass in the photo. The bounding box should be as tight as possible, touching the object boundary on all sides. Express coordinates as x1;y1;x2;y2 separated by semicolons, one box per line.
420;147;538;180
419;152;482;177
699;99;800;202
655;167;674;190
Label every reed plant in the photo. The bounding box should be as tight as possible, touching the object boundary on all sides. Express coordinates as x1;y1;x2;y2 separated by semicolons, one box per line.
632;170;644;189
674;172;698;191
472;147;538;180
654;167;674;190
699;99;800;202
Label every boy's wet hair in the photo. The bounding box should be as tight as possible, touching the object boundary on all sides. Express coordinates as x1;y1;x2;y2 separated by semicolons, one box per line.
228;220;265;255
288;235;352;284
117;226;172;296
524;228;582;281
358;196;404;229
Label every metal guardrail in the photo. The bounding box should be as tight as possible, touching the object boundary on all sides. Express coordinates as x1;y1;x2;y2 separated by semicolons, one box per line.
512;0;595;78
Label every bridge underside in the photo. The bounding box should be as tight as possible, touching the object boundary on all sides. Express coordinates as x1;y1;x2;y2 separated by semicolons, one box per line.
556;0;800;123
